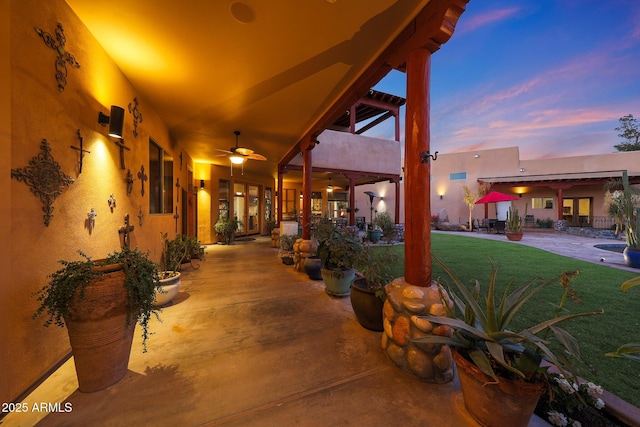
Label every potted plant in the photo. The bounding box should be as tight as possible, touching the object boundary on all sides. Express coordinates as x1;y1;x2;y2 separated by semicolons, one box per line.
350;246;399;331
317;227;365;297
505;205;524;241
278;234;297;265
157;233;201;306
371;211;394;243
214;218;241;245
605;171;640;268
413;257;603;427
536;217;554;229
33;248;161;392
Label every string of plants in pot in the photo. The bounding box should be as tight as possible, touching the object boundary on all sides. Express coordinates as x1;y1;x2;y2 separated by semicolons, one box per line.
412;256;603;427
33;247;161;392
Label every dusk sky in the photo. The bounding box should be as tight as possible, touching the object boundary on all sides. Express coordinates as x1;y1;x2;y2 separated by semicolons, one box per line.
370;0;640;159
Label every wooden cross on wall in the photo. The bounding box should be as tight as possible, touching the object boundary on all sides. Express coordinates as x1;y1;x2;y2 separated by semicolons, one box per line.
173;207;179;232
137;165;147;197
115;139;131;170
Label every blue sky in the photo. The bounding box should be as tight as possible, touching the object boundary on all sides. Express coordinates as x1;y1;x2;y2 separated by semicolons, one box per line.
370;0;640;159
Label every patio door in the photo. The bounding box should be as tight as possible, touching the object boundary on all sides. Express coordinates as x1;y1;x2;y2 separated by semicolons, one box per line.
562;197;592;226
233;181;261;235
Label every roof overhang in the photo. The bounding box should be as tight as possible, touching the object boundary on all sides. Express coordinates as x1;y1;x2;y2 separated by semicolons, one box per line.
479;170;640;188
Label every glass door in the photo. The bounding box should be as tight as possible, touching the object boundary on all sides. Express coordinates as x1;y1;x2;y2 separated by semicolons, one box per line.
248;184;259;233
233;182;246;234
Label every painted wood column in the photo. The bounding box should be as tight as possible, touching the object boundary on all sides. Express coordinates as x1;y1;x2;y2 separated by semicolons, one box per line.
348;174;356;226
277;167;284;225
557;187;564;221
404;48;432;287
301;139;313;240
394;177;400;223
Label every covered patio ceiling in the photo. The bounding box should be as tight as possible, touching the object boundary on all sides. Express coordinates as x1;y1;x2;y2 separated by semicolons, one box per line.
65;0;468;178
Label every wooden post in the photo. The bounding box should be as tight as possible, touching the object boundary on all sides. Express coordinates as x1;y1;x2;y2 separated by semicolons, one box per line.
301;139;313;240
404;49;432;288
557;187;564;221
277;168;284;225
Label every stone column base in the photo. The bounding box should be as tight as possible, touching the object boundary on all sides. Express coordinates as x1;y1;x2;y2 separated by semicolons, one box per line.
382;277;454;383
293;238;317;272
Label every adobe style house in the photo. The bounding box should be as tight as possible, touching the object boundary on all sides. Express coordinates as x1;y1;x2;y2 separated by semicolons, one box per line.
431;146;640;229
2;0;469;406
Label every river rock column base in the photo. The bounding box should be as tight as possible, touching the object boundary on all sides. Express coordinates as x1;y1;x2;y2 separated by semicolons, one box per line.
293;238;317;272
382;277;455;384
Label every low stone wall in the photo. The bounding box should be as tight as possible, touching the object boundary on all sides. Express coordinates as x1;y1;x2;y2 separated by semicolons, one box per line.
565;227;619;239
381;277;454;383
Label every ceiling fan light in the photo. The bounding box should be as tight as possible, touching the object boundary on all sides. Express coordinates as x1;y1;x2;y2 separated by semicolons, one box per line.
230;154;245;164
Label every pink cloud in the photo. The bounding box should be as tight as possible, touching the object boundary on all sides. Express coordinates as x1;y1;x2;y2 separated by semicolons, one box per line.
458;7;521;34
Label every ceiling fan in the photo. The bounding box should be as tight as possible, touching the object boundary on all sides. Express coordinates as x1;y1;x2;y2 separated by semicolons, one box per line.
216;130;267;165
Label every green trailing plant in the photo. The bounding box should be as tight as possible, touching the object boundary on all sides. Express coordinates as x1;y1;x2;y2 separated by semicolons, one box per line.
33;247;161;352
160;233;206;273
413;256;603;383
536;217;554;228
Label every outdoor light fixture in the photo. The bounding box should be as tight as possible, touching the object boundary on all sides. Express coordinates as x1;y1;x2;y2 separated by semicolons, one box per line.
327;177;333;192
474;154;480;158
520;168;526;172
364;191;379;223
98;105;125;138
200;179;205;190
440;194;443;200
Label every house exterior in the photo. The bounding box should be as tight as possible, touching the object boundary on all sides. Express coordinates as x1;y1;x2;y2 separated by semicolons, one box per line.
430;146;640;228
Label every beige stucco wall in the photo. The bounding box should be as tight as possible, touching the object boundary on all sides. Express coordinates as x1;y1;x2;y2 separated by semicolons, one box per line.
4;0;195;403
431;146;640;225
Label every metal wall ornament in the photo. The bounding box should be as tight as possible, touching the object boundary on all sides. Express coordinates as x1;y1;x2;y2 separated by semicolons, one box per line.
137;165;147;197
34;23;81;92
125;169;134;196
108;194;116;212
11;139;75;226
115;139;131;170
70;129;90;174
128;97;143;137
87;208;97;233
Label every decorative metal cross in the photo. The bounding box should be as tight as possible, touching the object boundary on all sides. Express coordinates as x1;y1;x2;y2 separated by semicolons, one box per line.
128;97;143;137
125;169;134;196
34;23;81;92
87;208;97;234
108;194;116;212
176;178;181;202
11;139;74;226
115;139;131;170
137;165;147;197
138;206;144;226
118;214;135;249
70;129;90;174
179;151;183;171
173;207;180;232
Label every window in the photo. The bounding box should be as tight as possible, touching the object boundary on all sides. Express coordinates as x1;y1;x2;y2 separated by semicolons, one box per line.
450;172;467;180
149;139;173;214
532;197;554;209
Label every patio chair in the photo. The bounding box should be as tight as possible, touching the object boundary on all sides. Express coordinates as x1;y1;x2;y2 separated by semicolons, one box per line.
494;220;506;234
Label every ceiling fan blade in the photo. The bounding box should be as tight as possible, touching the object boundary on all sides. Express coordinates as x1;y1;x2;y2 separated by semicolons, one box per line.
246;153;267;161
235;147;254;156
214;148;233;154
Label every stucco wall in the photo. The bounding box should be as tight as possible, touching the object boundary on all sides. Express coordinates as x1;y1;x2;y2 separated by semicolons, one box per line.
4;0;193;403
431;147;640;225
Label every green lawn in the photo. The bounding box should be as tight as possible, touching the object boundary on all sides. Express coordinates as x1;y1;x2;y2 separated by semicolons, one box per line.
373;233;640;407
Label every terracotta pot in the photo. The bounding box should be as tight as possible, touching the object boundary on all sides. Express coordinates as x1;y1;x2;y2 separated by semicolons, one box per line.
350;277;384;331
452;350;544;427
64;263;135;393
506;232;523;241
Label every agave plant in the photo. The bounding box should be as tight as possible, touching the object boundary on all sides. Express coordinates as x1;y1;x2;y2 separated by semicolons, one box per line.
414;257;603;382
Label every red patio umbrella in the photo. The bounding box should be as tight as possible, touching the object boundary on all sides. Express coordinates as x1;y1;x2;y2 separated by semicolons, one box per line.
475;191;519;204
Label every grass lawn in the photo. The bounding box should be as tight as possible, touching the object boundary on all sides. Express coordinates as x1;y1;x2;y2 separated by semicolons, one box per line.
373;233;640;408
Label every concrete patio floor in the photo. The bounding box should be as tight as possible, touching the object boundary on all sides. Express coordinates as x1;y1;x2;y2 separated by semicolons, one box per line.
9;233;608;427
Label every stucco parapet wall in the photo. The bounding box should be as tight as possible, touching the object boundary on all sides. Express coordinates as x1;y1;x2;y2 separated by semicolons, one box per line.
288;129;401;175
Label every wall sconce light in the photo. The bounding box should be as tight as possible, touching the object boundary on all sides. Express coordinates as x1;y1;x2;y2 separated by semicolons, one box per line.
98;105;125;138
327;177;333;192
474;154;480;158
519;168;526;172
519;193;523;198
439;194;444;200
200;179;205;190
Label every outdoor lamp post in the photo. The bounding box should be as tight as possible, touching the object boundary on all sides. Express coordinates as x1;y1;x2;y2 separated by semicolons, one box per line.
364;191;379;224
